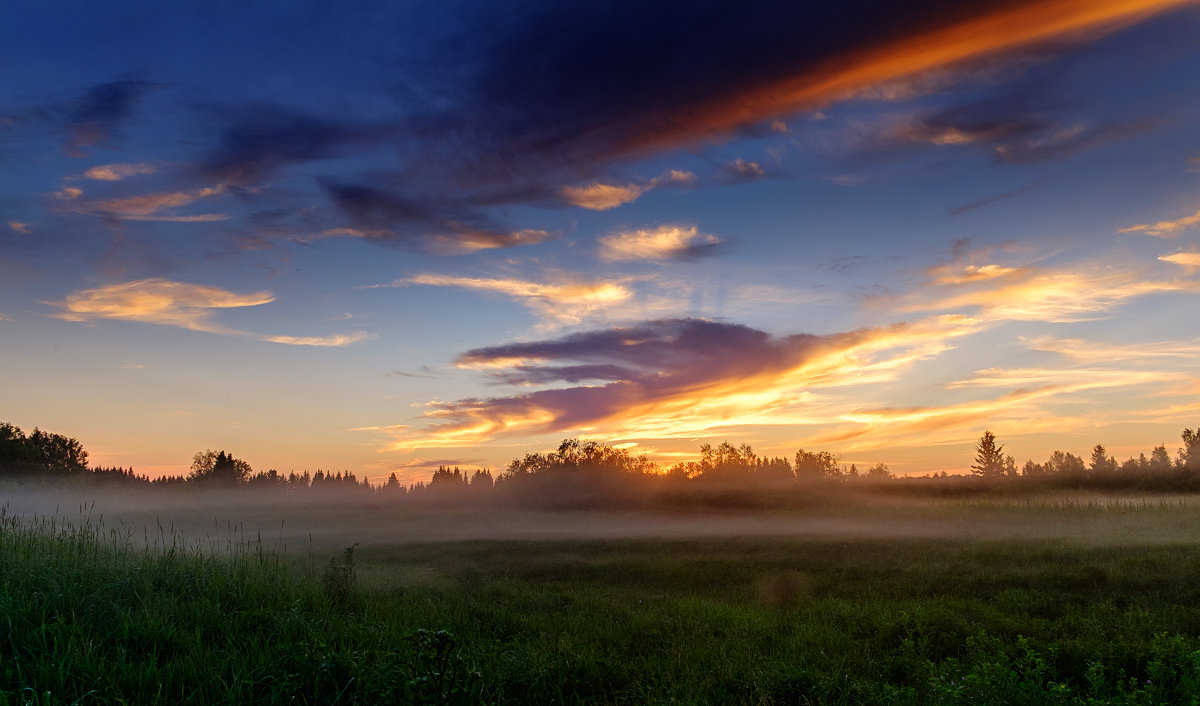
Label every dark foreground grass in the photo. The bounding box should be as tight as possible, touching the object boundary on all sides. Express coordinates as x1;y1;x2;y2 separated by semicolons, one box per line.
4;511;1200;704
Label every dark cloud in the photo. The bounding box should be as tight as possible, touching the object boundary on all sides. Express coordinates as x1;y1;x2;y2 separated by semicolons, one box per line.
321;178;557;252
67;80;156;155
197;105;388;185
458;318;793;374
950;180;1044;216
489;364;642;386
992;120;1156;164
720;158;769;183
425;317;849;434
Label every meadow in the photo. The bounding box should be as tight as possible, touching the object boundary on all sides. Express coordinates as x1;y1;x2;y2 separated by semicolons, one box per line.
4;491;1200;704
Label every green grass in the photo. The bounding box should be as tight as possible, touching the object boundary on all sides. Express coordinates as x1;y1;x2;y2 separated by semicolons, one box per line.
5;502;1200;704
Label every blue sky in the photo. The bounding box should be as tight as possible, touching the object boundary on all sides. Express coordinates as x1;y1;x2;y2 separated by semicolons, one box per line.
3;0;1199;481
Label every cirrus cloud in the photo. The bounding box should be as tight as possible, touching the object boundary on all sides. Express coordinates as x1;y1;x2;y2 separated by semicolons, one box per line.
47;278;372;346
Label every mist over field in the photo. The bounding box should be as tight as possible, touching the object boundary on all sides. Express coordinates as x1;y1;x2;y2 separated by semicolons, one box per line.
7;485;1200;554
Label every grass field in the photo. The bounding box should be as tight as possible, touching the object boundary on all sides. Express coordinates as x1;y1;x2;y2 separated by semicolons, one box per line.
4;491;1200;704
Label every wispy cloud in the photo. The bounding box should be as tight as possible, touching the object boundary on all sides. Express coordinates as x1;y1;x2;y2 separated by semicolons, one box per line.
401;274;633;325
1026;336;1200;364
926;263;1023;286
560;169;695;210
83;184;227;221
259;332;376;347
48;278;274;334
950;181;1043;216
1159;251;1200;267
1120;208;1200;238
47;278;372;346
7;221;31;234
946;367;1178;390
597;224;722;262
896;259;1200;323
76;163;156;181
722;159;767;181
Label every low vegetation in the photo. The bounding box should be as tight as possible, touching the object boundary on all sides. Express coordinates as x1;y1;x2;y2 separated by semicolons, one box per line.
6;499;1200;704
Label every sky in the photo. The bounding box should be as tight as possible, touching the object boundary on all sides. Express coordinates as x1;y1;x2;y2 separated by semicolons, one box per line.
2;0;1200;483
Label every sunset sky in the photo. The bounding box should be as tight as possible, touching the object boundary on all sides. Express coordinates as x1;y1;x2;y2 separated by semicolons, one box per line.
3;0;1200;482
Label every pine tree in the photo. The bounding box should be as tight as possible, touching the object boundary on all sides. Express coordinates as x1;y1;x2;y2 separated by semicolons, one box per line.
971;430;1006;480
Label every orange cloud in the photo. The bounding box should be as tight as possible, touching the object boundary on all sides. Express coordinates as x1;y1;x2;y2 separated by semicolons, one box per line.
78;163;157;181
7;221;31;234
48;279;373;347
1120;208;1200;238
927;263;1024;285
1118;207;1195;238
403;273;633;325
896;260;1200;323
381;314;981;452
1027;336;1200;363
561;169;696;210
561;182;646;211
597;224;722;262
259;331;376;347
48;279;274;334
86;184;226;220
425;229;556;254
1159;251;1200;267
623;0;1191;152
946;367;1179;389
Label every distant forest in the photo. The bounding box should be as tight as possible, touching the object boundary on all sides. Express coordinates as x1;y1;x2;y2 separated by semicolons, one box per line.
2;421;1199;506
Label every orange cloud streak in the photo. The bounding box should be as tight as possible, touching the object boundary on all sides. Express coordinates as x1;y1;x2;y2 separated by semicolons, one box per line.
1121;208;1200;237
624;0;1192;152
383;314;981;452
49;278;274;334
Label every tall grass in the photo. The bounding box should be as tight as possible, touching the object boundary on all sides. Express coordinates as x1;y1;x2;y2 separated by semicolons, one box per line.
5;504;1200;704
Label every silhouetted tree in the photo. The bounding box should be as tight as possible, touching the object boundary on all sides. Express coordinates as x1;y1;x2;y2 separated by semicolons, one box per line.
1022;460;1047;478
0;423;41;475
1089;444;1118;476
695;442;758;479
28;428;89;475
864;463;893;479
430;465;468;489
794;449;839;480
970;431;1006;480
1181;427;1200;471
189;449;251;486
1149;444;1174;473
1046;450;1087;483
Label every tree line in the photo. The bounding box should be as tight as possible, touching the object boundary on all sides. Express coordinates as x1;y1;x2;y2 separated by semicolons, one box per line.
2;420;1199;505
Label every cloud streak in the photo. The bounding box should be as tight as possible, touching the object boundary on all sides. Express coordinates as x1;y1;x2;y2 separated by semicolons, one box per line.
47;279;372;346
560;169;696;210
1122;209;1200;237
77;163;157;181
48;279;274;334
896;259;1200;323
402;274;633;325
